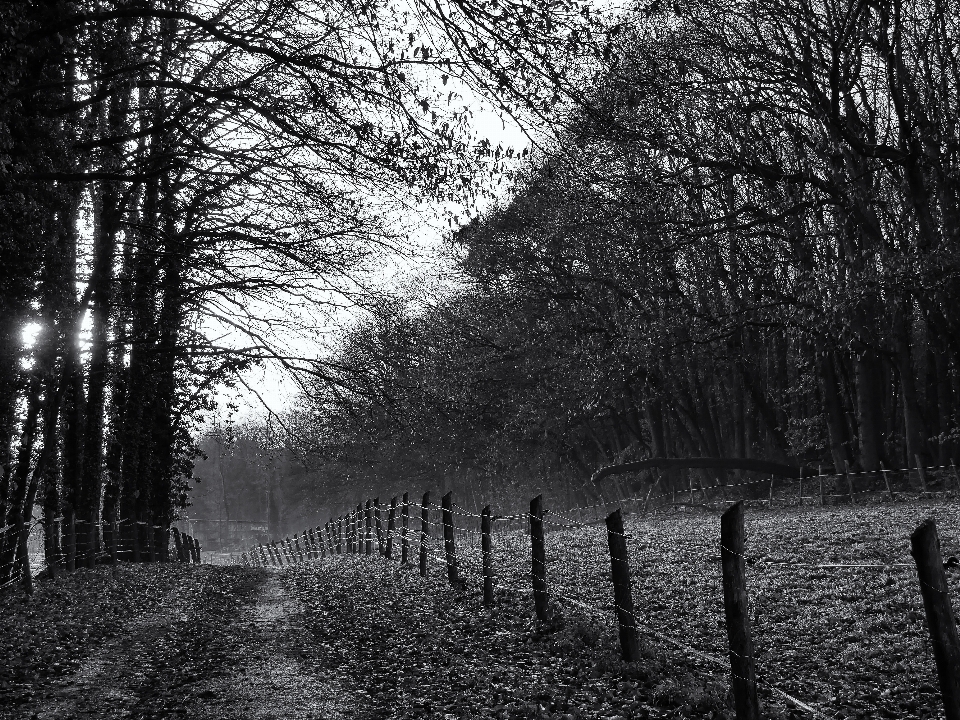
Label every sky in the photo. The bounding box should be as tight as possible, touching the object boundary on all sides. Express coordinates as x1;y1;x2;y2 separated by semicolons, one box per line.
215;101;532;424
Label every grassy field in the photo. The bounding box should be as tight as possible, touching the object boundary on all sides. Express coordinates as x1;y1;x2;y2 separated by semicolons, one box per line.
435;498;960;719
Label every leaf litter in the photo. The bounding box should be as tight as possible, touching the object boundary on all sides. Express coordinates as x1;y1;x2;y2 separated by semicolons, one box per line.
1;499;958;720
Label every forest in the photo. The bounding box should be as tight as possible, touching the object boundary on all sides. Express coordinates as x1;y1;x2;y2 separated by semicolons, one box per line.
3;0;960;565
279;0;960;527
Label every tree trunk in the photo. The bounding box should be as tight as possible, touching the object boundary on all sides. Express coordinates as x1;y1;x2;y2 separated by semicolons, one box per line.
819;349;852;472
894;311;928;468
854;350;885;472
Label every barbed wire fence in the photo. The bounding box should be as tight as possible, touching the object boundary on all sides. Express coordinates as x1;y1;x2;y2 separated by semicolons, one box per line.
243;464;960;720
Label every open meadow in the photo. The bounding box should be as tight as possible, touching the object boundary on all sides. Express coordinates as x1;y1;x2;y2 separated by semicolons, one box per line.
306;497;960;720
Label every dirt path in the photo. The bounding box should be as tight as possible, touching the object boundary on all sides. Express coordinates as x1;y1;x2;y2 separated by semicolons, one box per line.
4;567;359;720
186;572;352;720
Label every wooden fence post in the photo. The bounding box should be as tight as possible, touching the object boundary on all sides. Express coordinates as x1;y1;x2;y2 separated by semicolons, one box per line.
375;497;385;555
171;526;184;563
880;462;895;500
294;534;304;562
357;506;363;552
355;506;362;552
818;466;824;506
356;506;362;552
911;518;960;720
335;519;342;554
153;525;162;563
192;538;201;564
951;461;960;495
844;460;856;504
642;474;658;514
441;491;460;586
311;528;320;559
613;477;629;508
715;472;726;507
720;501;760;720
351;507;357;554
87;510;98;568
420;492;429;577
798;469;803;506
18;521;33;594
355;507;361;552
66;507;76;572
401;492;410;565
131;519;141;563
111;519;119;564
482;506;494;606
768;476;774;506
916;455;930;497
365;500;373;555
162;528;171;563
347;509;353;552
606;508;640;661
529;494;549;622
386;497;398;560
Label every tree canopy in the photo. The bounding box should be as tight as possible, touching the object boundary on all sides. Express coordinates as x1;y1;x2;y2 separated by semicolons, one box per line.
288;0;960;513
